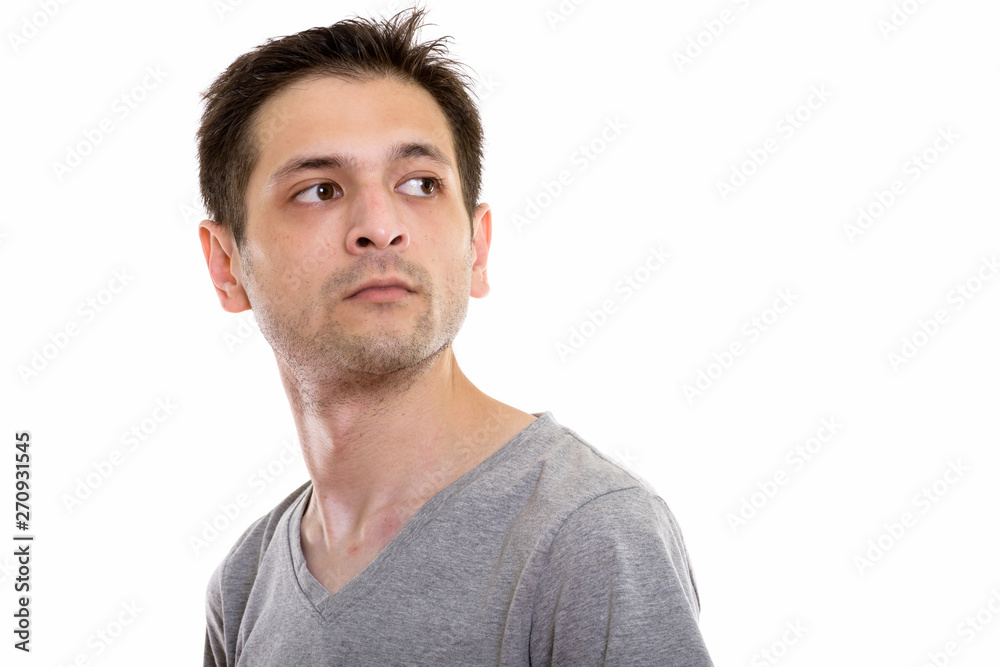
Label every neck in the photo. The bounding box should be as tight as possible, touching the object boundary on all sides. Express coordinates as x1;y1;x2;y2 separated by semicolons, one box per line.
277;344;501;547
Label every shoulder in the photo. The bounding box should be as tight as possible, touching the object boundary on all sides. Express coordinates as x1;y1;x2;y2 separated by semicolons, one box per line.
204;481;312;665
524;418;711;663
523;413;671;513
550;486;700;608
207;480;311;597
524;415;702;610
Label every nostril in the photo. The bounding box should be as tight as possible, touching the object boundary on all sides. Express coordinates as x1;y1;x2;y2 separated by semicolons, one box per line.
390;236;404;246
357;238;371;248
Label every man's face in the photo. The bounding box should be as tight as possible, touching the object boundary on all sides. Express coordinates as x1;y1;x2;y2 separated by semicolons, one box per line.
215;75;490;381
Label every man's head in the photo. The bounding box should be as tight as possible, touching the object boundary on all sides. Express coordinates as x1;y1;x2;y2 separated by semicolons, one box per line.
196;9;492;387
197;7;484;251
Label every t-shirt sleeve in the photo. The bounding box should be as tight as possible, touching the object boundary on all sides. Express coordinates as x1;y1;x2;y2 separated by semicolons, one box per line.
204;561;228;667
530;486;714;667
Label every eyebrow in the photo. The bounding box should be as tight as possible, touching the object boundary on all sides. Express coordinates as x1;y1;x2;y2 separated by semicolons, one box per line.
265;141;454;189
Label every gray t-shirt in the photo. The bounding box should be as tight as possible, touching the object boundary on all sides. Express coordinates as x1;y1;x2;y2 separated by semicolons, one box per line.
204;412;714;666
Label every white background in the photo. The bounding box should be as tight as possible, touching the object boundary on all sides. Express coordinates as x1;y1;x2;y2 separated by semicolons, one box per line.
2;0;999;664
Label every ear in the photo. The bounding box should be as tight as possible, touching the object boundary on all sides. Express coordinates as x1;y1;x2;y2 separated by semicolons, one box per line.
470;202;492;299
198;220;252;313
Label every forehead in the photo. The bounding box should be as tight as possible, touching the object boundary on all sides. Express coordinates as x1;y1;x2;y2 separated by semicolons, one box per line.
250;75;456;182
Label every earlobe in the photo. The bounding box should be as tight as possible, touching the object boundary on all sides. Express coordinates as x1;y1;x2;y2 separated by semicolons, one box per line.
198;220;252;313
470;203;492;299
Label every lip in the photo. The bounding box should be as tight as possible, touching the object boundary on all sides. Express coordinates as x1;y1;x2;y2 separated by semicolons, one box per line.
347;276;416;300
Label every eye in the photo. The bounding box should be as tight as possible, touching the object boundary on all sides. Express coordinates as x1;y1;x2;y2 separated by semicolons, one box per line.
294;182;341;203
397;177;439;197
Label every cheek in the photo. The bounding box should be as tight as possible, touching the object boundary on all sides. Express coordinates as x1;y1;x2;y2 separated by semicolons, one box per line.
244;244;309;301
440;248;474;294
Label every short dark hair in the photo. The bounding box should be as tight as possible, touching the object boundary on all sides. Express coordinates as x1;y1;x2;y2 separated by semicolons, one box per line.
196;7;484;250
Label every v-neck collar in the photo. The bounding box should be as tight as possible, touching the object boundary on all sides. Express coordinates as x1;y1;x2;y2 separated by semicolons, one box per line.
284;412;553;623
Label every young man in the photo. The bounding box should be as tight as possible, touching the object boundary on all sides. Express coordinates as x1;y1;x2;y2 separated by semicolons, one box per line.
196;9;714;666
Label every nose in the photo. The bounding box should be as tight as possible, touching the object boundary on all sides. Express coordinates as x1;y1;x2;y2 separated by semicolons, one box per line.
345;185;410;254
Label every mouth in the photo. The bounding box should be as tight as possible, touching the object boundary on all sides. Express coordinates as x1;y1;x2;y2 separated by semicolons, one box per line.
347;277;417;302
